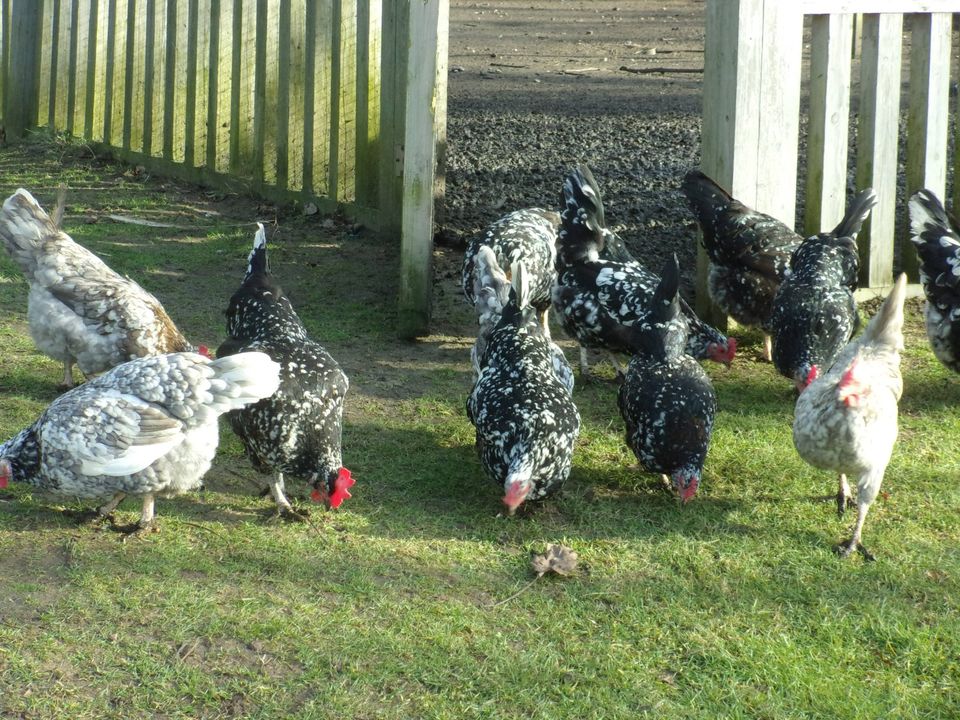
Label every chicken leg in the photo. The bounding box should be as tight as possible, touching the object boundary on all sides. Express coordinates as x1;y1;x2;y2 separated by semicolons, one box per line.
836;473;854;518
836;501;875;561
267;472;310;522
111;493;160;541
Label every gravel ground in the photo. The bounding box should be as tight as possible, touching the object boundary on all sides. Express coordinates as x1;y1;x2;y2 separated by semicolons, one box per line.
441;0;715;297
439;1;958;299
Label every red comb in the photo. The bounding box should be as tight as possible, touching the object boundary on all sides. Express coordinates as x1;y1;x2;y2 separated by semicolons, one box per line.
198;345;212;359
328;468;355;509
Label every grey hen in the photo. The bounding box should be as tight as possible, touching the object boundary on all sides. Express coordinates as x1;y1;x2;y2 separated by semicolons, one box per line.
793;273;906;560
0;352;280;537
0;188;202;387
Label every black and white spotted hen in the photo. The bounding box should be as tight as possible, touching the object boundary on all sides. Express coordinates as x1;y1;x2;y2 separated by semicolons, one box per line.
462;207;559;334
681;169;803;358
908;189;960;374
616;255;717;503
552;165;735;377
0;351;280;536
469;245;574;392
770;188;876;389
217;224;353;518
467;261;580;514
793;273;906;560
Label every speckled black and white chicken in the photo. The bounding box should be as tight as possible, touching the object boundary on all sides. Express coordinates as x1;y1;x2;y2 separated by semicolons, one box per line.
616;255;717;503
770;189;876;389
462;207;558;334
466;261;580;514
793;273;906;560
681;169;803;359
908;189;960;374
0;188;202;387
552;165;736;378
217;224;353;518
468;245;574;392
0;351;280;536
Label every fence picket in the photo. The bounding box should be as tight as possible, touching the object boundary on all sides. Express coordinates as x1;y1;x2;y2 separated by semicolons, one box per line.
804;13;853;236
3;0;448;331
855;13;903;288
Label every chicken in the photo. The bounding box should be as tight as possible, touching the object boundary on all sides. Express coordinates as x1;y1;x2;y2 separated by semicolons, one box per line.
217;224;352;518
469;245;574;391
770;189;877;389
792;273;907;560
552;165;736;378
0;188;202;388
0;351;281;537
616;254;717;503
462;208;558;335
908;189;960;374
467;260;581;514
681;169;803;359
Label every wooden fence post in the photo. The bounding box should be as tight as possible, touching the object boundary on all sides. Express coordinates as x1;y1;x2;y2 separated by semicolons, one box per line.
698;0;802;325
804;13;853;236
4;1;43;139
397;0;448;339
904;12;952;281
855;13;903;288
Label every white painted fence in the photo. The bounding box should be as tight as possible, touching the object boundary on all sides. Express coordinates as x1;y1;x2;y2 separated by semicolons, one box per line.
698;0;957;314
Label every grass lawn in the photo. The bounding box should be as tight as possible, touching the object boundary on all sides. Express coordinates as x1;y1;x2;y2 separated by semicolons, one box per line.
1;137;959;719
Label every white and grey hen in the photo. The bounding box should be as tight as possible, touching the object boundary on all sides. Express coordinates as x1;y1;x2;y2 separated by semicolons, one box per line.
467;260;580;515
462;207;558;335
0;188;202;387
616;255;717;503
908;189;960;374
793;273;906;560
770;188;876;389
0;351;280;536
552;165;736;378
217;224;353;517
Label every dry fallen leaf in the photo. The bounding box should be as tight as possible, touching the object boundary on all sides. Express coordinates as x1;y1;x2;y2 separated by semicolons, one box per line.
657;669;679;686
530;543;579;577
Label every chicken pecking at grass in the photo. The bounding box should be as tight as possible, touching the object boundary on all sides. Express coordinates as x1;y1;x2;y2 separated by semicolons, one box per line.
0;188;205;388
0;351;280;538
908;189;960;375
770;188;876;390
615;254;717;504
217;224;353;519
467;258;580;515
792;273;907;561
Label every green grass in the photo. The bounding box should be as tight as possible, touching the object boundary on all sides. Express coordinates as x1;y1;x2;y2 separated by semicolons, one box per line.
1;136;959;719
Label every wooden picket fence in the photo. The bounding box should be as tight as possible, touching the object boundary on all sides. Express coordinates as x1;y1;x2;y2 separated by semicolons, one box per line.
698;0;958;315
0;0;448;337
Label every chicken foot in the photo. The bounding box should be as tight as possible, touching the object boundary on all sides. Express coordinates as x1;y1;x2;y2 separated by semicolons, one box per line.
64;492;126;526
109;493;160;541
267;472;310;523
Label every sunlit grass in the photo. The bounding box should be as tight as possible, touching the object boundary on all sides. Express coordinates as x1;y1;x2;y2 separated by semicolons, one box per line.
0;136;958;719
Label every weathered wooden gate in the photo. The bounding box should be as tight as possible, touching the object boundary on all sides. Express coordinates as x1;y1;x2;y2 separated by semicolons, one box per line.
0;0;447;337
699;0;957;316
